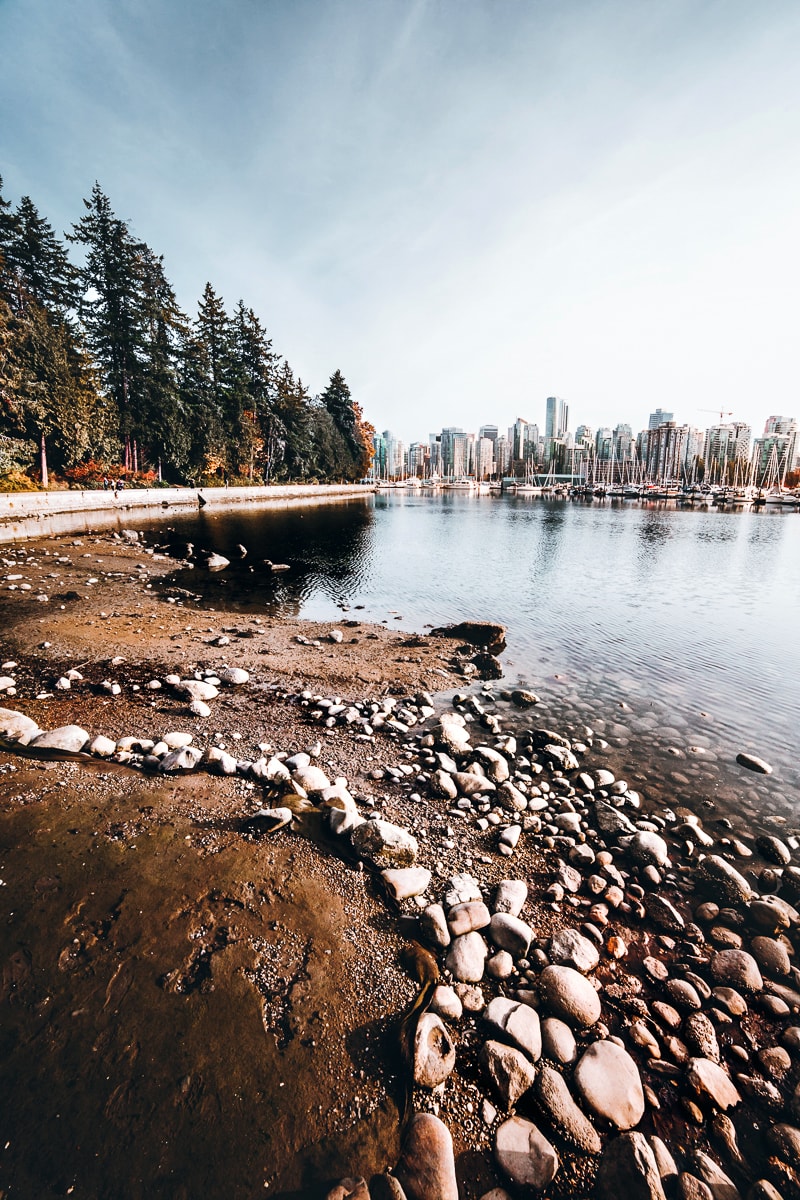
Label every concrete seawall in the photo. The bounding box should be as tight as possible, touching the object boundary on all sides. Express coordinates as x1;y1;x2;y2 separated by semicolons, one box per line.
0;483;373;543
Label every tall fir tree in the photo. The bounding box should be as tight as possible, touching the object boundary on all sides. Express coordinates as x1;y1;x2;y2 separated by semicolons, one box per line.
69;184;144;468
230;301;277;479
320;369;374;479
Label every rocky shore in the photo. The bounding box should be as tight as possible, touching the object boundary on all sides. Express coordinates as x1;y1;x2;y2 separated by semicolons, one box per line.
1;529;798;1200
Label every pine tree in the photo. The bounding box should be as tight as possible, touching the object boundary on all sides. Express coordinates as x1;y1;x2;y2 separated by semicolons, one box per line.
69;184;145;468
3;195;79;316
230;301;277;479
320;369;374;479
137;244;188;477
192;283;234;477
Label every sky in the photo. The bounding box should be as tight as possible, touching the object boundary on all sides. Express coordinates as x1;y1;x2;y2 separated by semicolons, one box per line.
2;0;799;445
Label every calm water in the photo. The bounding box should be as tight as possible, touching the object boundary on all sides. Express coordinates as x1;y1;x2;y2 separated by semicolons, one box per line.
141;493;800;827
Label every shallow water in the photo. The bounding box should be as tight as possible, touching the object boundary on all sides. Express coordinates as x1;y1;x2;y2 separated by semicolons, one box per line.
135;492;800;826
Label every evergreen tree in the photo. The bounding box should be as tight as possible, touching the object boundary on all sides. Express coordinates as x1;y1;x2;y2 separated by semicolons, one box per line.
3;195;78;316
13;303;107;484
193;282;233;476
69;184;145;468
273;361;312;479
137;244;188;477
230;301;277;479
320;369;374;479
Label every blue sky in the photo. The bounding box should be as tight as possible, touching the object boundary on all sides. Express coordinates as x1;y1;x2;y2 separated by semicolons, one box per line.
2;0;799;443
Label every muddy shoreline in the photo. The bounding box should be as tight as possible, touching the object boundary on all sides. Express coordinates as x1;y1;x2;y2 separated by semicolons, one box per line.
2;529;800;1200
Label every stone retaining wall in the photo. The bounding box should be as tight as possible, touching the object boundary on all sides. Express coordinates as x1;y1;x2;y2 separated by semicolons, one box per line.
0;483;373;542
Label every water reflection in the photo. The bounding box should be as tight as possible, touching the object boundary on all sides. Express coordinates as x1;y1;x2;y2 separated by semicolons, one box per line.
142;492;800;820
153;498;375;617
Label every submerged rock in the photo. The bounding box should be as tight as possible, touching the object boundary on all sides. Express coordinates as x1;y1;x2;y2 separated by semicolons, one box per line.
736;752;772;775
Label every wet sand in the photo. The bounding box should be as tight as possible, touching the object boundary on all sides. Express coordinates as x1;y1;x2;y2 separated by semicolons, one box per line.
0;531;492;1198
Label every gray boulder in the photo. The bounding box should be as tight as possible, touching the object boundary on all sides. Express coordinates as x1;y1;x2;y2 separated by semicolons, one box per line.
30;725;89;753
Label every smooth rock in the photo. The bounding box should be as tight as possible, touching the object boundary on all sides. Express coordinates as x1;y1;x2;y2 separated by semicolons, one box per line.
540;1017;577;1065
690;1150;742;1200
446;932;488;982
382;868;432;901
750;936;790;977
292;764;332;793
484;997;542;1061
535;1064;602;1153
494;1117;559;1190
219;666;249;685
736;752;772;775
474;746;511;783
0;708;39;746
710;950;763;993
539;965;602;1028
420;904;451;949
30;725;89;753
686;1059;741;1110
205;553;230;571
489;913;533;957
448;900;491;936
394;1113;459;1200
430;985;462;1022
629;831;670;868
413;1013;456;1088
574;1041;646;1129
493;880;528;918
89;734;116;757
175;679;219;702
596;1132;667;1200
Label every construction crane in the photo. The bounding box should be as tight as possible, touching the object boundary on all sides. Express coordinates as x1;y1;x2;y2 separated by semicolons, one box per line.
698;408;735;423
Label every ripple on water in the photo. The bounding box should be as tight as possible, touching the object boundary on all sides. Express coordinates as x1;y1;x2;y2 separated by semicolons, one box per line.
140;493;800;822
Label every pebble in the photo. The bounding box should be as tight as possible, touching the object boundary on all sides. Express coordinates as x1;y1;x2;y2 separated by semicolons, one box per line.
394;1114;459;1200
573;1041;646;1129
494;1117;559;1191
539;964;602;1028
595;1132;667;1200
480;1040;537;1109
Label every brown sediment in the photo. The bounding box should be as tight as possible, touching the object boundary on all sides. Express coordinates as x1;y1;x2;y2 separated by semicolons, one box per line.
0;531;481;1198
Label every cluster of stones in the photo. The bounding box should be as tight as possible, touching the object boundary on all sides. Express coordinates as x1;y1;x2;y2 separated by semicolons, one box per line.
2;649;797;1197
302;690;798;1199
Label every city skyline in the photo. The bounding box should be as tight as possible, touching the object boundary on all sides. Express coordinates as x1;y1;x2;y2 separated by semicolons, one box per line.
2;2;800;448
373;407;797;483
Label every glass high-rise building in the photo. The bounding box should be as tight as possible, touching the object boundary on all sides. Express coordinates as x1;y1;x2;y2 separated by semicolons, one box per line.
545;396;569;439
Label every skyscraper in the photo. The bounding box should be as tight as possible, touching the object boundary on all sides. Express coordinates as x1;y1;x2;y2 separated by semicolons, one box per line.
648;408;674;430
545;397;569;439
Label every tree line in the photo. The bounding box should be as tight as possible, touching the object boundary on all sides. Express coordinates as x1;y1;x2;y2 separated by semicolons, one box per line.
0;180;374;488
